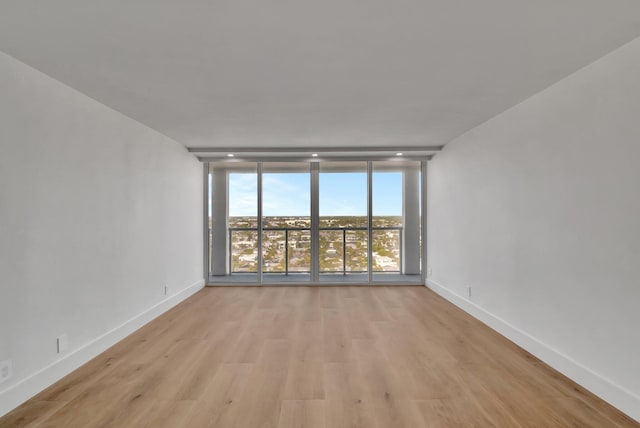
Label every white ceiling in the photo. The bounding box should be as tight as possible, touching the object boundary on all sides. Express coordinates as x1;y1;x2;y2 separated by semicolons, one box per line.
1;0;640;151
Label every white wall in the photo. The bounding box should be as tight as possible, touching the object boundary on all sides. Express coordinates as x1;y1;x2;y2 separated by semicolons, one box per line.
427;37;640;421
0;52;204;415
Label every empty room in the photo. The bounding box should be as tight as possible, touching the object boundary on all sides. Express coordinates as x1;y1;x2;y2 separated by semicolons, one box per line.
1;0;639;427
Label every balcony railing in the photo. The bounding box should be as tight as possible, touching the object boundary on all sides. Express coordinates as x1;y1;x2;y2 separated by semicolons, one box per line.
228;226;403;275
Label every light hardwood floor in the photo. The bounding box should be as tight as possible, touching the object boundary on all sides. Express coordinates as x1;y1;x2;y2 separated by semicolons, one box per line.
1;286;637;427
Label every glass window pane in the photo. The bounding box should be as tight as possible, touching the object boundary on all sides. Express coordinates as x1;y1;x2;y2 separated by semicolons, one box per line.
319;161;368;282
262;162;311;283
372;160;422;283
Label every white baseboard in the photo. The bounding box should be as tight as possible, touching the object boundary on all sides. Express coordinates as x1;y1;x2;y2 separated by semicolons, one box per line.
425;279;640;423
0;278;205;417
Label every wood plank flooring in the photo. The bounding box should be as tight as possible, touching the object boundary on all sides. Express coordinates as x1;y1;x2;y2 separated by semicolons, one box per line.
1;286;637;427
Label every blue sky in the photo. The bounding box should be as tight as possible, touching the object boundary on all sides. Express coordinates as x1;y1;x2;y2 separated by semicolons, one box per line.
228;172;402;216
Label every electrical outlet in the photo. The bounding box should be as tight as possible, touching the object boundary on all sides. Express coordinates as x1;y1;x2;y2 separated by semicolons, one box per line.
164;285;168;296
467;286;472;298
57;334;69;354
0;360;12;384
427;267;432;277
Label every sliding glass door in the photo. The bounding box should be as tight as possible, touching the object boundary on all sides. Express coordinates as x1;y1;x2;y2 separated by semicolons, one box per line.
319;162;369;283
206;159;425;285
261;162;311;284
372;161;422;283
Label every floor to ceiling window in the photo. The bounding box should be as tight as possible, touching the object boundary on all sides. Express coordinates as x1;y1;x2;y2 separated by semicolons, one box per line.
261;162;311;283
372;160;422;283
206;159;425;285
319;161;369;283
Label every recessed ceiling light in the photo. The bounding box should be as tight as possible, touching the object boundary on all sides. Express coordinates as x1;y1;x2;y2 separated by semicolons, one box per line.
396;152;403;156
311;153;318;157
227;153;234;157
